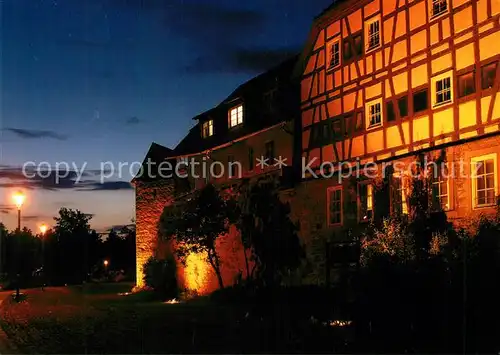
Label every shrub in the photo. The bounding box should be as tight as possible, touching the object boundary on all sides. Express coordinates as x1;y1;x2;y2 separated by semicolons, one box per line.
142;256;178;300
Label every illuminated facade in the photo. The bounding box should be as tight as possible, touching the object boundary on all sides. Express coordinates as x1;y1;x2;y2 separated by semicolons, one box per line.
294;0;500;254
134;57;300;294
135;0;500;291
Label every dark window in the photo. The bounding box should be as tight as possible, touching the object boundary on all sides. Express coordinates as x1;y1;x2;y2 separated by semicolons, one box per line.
458;71;476;97
248;147;254;171
343;34;363;62
413;89;428;113
265;141;275;161
398;96;408;117
332;119;342;138
481;62;497;90
387;101;396;122
432;0;448;17
367;20;380;50
329;41;340;68
344;112;364;134
328;188;342;225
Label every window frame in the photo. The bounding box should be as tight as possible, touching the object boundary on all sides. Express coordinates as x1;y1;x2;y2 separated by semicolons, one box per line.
481;61;498;91
201;119;214;138
392;173;409;215
327;186;343;227
327;38;341;71
431;71;454;108
229;104;244;128
365;98;383;130
471;153;498;209
429;0;448;20
358;181;374;223
457;70;476;99
264;140;275;162
413;87;429;114
365;15;381;53
430;164;451;212
343;32;363;64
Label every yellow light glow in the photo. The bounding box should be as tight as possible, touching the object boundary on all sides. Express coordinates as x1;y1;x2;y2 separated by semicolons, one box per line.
12;191;25;209
103;260;109;267
184;253;210;294
39;224;48;234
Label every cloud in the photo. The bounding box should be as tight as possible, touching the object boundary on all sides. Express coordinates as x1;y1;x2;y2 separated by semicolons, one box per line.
0;205;14;214
184;46;299;74
0;166;132;192
77;181;133;191
125;116;141;125
4;128;68;141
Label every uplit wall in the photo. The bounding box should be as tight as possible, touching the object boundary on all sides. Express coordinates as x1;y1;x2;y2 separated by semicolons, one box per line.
135;179;174;288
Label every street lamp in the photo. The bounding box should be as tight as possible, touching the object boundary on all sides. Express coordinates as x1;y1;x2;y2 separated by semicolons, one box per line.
39;224;47;291
12;191;25;301
104;259;109;268
12;191;25;231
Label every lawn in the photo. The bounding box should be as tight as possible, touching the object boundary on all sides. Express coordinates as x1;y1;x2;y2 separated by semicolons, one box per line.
0;283;351;354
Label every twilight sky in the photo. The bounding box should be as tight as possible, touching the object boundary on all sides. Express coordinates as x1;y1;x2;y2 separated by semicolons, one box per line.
0;0;333;232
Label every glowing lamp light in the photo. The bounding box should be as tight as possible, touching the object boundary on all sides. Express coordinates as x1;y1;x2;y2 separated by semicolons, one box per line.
13;191;25;209
103;260;109;267
39;224;48;234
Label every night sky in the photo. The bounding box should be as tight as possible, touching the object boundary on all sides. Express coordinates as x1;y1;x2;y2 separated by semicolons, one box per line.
0;0;333;232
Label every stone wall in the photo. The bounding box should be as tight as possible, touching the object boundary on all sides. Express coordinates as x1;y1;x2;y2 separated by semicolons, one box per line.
135;179;174;288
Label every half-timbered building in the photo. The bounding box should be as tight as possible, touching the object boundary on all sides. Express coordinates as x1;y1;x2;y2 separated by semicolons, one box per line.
293;0;500;271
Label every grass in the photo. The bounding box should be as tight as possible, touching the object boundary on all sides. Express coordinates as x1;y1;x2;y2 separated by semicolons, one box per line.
0;283;351;354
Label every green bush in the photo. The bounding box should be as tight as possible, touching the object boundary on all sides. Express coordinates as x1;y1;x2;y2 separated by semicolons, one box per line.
142;256;178;300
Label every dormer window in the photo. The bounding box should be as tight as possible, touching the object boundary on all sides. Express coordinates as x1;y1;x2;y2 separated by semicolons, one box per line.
229;104;243;128
201;119;213;138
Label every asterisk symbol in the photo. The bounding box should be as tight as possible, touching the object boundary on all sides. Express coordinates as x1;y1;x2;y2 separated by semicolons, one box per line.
256;156;269;169
274;156;288;168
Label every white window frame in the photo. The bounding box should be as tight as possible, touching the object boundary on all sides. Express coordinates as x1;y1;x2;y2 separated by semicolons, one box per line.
365;98;383;129
327;186;343;227
229;104;243;128
327;38;341;71
201;119;213;138
431;167;451;211
429;0;448;19
365;15;381;53
392;172;409;215
431;71;454;108
471;153;498;209
358;182;374;222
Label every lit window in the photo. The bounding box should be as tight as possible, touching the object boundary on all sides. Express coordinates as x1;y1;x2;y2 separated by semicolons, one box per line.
393;175;408;215
432;72;453;107
431;166;449;211
359;183;374;222
471;154;497;208
229;105;243;128
366;18;381;52
431;0;448;18
366;99;383;128
328;40;341;69
327;187;343;226
458;71;476;98
201;120;213;138
481;62;498;90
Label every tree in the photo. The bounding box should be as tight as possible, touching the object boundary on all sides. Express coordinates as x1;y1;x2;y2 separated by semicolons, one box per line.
160;184;237;289
49;208;102;285
237;176;304;287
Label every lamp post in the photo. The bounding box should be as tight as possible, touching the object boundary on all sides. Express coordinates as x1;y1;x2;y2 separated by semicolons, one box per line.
39;224;47;291
13;191;25;231
12;191;25;301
